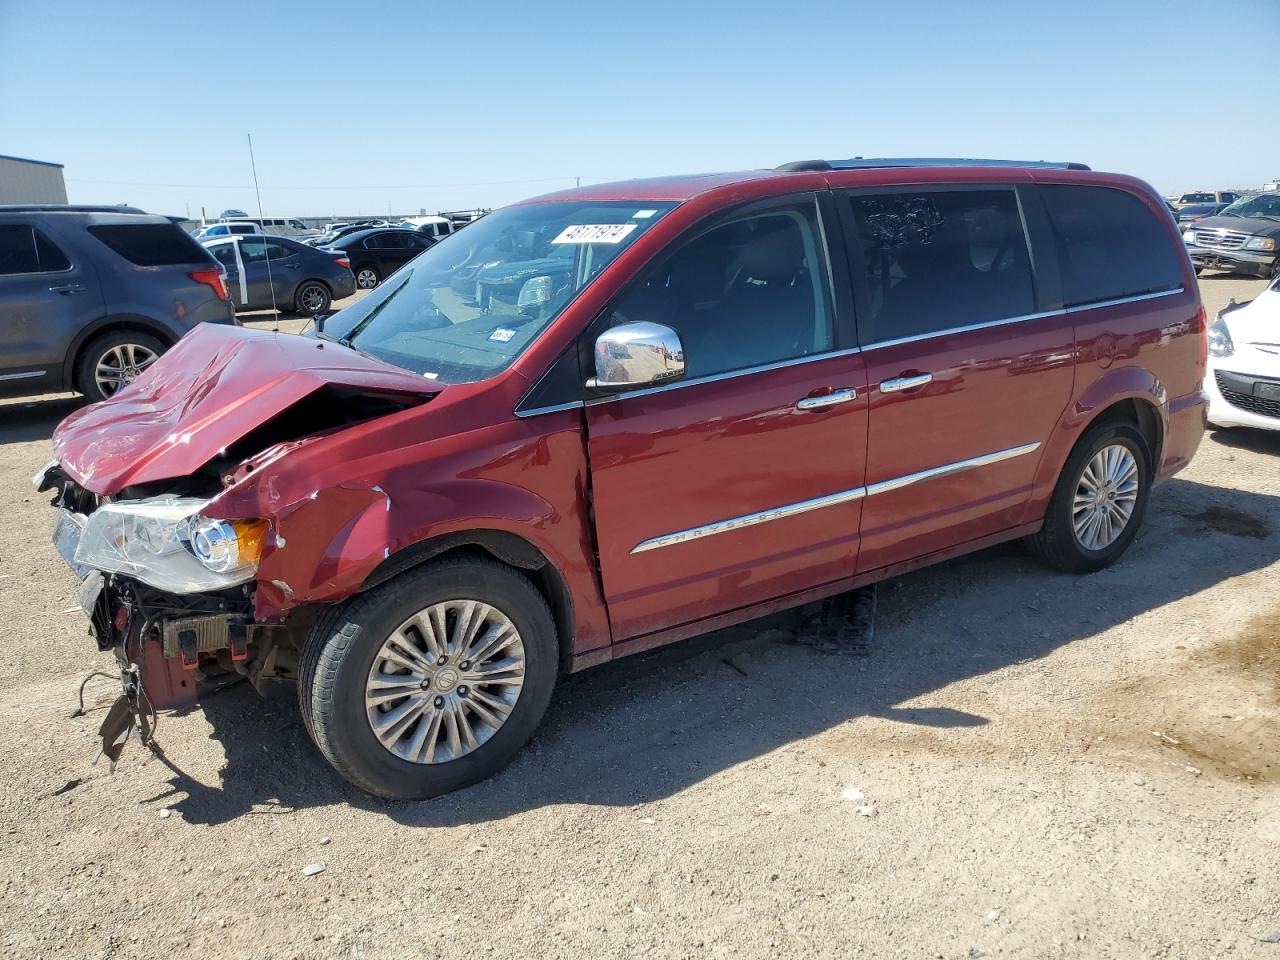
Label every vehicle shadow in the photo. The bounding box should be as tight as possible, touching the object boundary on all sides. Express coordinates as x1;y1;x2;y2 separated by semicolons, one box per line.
1207;425;1280;457
157;473;1280;827
0;394;83;445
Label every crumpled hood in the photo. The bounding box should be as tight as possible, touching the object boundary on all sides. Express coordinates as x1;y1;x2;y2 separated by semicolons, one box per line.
1223;287;1280;353
53;323;440;494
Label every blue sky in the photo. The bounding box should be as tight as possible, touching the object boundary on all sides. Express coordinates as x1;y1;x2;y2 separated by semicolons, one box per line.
2;0;1277;218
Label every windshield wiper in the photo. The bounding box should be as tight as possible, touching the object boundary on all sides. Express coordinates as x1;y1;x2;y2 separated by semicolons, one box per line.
338;271;414;347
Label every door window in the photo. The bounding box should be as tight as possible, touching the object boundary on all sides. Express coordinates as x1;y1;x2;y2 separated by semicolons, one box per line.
0;225;72;274
608;202;833;379
847;190;1035;344
206;242;238;268
239;238;294;262
1040;185;1182;306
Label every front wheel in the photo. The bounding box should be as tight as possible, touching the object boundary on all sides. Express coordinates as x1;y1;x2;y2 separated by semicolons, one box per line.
76;330;166;403
298;557;559;799
1025;422;1152;574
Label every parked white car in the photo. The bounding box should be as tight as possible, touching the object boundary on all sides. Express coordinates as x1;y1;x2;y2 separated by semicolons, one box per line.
1206;277;1280;431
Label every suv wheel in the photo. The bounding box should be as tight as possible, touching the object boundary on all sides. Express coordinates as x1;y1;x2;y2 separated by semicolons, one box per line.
1026;421;1151;574
294;281;331;315
298;557;559;799
355;265;379;289
76;330;166;403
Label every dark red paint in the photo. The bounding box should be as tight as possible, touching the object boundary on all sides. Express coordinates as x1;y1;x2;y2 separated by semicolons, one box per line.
51;164;1206;670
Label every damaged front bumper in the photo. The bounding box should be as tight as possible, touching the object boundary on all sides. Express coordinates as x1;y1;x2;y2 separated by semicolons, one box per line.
39;462;271;713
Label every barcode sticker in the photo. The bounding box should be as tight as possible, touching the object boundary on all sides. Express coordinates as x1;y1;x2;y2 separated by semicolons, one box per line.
551;223;638;245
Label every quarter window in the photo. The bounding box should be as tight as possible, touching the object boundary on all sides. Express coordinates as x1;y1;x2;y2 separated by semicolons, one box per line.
848;190;1035;344
608;201;833;379
1041;185;1182;307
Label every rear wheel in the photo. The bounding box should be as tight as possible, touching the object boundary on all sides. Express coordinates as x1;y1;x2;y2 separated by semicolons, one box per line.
76;330;166;403
298;557;559;799
294;280;331;315
1025;421;1151;574
354;264;380;289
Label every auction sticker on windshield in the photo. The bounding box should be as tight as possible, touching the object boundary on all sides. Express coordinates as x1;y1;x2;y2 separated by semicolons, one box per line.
552;223;638;244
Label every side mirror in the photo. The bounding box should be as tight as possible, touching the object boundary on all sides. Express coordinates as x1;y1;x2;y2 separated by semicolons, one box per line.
587;321;686;393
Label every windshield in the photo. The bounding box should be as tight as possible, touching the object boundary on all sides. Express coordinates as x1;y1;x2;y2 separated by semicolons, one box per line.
320;200;675;383
1219;193;1280;221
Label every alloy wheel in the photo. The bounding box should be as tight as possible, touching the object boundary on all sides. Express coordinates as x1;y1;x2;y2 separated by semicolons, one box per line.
94;342;158;397
364;600;527;764
1072;443;1139;551
356;268;378;289
299;283;327;313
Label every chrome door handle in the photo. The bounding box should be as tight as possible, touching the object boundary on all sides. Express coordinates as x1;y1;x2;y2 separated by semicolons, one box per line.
48;283;87;295
796;388;857;410
879;373;933;393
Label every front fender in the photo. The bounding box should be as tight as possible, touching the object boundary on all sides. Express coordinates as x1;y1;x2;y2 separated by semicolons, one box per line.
206;411;611;653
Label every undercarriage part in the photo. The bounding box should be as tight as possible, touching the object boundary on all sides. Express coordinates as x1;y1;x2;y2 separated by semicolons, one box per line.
139;633;199;710
789;584;877;656
161;615;235;660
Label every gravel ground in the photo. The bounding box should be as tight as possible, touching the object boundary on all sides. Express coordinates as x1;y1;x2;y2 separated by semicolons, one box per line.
0;274;1276;960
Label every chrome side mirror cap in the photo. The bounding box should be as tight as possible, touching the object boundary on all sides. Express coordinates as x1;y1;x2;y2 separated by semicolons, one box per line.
588;321;686;392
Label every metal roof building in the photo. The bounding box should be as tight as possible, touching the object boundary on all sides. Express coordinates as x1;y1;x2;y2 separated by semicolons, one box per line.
0;154;68;204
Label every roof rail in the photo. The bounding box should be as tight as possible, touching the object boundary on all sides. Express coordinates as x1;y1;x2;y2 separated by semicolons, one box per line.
0;204;148;214
775;158;1091;173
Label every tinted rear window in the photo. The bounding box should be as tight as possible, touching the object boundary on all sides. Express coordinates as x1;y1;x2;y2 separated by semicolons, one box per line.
848;189;1036;344
87;223;213;266
1041;186;1182;307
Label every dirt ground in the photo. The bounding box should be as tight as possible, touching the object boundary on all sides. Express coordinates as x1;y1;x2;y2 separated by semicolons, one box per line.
0;274;1276;960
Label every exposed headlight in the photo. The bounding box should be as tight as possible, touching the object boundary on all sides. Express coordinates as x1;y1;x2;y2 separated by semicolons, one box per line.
1182;229;1196;243
1207;317;1235;359
188;516;268;574
1244;236;1277;251
74;495;268;593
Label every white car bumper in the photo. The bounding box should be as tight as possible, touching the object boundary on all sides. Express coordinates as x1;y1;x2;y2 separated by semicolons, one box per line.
1206;357;1280;431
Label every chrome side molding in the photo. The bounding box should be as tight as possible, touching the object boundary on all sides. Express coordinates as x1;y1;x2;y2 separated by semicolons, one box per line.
864;441;1040;497
630;486;867;554
629;440;1042;554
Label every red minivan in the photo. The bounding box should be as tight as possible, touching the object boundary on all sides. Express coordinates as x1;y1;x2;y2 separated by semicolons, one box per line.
41;159;1207;798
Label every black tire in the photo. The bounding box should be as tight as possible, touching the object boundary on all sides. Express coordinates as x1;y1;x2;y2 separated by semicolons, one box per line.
1025;421;1152;574
354;263;380;289
293;280;331;315
298;556;559;799
75;329;167;403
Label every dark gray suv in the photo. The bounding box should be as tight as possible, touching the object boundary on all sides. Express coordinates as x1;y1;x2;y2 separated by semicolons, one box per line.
0;205;236;402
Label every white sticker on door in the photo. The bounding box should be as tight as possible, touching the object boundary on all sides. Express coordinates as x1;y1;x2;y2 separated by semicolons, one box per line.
551;223;638;245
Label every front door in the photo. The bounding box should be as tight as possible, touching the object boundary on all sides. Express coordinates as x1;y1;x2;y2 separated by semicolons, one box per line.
0;222;103;393
586;196;869;640
839;185;1076;572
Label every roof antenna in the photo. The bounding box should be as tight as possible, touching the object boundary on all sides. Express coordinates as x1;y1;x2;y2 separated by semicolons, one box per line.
247;132;280;332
